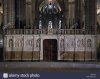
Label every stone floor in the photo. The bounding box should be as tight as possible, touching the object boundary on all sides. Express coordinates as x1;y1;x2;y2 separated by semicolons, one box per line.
0;62;100;72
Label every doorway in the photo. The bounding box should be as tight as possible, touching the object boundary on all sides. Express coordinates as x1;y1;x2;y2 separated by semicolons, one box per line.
43;39;57;61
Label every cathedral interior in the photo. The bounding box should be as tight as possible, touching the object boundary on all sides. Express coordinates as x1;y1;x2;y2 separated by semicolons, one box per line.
0;0;99;62
2;0;96;30
0;0;99;73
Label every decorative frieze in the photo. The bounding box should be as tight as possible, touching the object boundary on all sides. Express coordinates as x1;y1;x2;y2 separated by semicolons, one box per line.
5;35;40;52
5;35;96;52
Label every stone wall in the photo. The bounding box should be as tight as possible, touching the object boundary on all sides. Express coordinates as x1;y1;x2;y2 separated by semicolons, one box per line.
4;35;40;60
4;35;96;61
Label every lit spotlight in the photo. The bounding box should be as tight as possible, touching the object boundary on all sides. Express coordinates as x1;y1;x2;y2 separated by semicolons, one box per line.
49;0;52;2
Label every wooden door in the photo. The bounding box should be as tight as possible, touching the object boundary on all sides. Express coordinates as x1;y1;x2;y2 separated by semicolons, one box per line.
43;39;57;61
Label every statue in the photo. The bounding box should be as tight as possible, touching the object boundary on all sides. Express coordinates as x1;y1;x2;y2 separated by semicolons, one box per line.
48;21;53;34
60;39;64;51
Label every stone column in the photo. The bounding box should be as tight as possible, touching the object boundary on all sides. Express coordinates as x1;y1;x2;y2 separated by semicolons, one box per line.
85;0;96;34
3;0;15;29
25;0;33;29
15;0;20;29
64;0;69;29
3;0;7;28
34;0;41;29
11;0;15;28
8;0;15;28
75;0;83;29
7;0;11;28
32;0;35;29
15;0;26;29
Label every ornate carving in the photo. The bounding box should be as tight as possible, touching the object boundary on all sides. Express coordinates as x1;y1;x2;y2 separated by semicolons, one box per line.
77;39;85;47
36;38;41;48
15;39;23;47
60;39;64;50
9;39;13;48
87;39;92;48
25;39;34;47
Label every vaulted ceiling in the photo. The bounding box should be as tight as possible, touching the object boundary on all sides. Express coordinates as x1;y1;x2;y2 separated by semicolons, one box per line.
0;0;100;16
